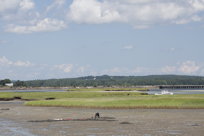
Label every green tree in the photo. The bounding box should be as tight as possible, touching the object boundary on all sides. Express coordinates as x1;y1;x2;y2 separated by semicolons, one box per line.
0;79;11;86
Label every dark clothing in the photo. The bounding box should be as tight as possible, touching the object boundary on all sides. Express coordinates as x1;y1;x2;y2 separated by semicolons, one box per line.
95;112;100;119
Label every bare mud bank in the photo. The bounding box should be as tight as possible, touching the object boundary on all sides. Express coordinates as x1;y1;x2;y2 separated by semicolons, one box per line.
0;101;204;136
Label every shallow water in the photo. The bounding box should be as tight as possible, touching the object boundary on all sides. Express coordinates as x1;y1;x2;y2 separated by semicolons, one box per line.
0;89;66;92
1;89;204;94
0;119;37;136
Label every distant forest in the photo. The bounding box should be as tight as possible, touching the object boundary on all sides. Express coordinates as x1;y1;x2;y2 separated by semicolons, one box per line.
24;75;204;87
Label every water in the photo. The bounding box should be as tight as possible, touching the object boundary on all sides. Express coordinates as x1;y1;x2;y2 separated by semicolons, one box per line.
0;89;66;92
148;89;204;95
1;89;204;94
0;119;37;136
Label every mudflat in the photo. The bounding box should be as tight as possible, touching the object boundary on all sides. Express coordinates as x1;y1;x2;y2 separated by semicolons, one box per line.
0;101;204;136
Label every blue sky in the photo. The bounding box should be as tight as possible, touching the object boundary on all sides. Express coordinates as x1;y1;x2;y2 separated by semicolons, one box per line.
1;0;204;80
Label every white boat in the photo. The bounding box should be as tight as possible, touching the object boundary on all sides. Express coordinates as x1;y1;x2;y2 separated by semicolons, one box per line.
155;90;173;95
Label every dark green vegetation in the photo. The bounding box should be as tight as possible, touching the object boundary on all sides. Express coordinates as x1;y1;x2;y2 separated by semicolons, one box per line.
24;75;204;87
0;79;26;87
1;91;204;109
2;75;204;87
13;80;27;87
0;79;11;86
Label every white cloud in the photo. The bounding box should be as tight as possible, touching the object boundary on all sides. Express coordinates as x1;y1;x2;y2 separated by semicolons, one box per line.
77;65;90;73
2;0;204;34
161;66;177;73
190;0;204;11
108;67;122;73
0;56;33;67
54;64;73;73
6;18;67;33
0;56;12;65
161;60;201;74
46;0;66;12
68;0;204;28
19;0;35;11
0;0;19;12
178;61;200;74
14;60;33;67
68;0;121;24
0;0;34;12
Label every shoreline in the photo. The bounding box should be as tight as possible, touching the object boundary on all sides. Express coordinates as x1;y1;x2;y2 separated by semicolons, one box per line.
0;87;67;90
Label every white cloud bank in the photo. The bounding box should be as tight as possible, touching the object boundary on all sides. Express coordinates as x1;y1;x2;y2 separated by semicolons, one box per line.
0;56;33;67
0;56;204;80
69;0;204;28
68;0;121;24
1;0;204;33
162;61;201;74
54;64;73;73
0;0;34;13
178;61;201;74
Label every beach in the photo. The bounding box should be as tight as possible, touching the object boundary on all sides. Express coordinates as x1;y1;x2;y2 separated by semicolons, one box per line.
0;101;204;136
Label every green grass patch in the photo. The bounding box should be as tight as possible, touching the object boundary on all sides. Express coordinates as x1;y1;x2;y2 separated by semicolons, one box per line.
25;96;204;109
0;91;143;100
1;92;204;109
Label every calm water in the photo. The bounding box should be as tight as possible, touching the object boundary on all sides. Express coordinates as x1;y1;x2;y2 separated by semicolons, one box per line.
0;89;66;92
1;89;204;95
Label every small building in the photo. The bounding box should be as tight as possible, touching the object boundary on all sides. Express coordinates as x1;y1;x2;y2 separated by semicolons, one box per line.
5;83;13;87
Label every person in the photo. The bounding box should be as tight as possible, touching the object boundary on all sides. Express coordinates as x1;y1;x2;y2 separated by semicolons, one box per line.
95;112;100;119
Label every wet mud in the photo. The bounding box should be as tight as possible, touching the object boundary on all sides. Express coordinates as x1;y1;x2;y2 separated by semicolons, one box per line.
0;101;204;136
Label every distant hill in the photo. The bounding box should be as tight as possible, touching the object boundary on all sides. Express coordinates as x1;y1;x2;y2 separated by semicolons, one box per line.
24;75;204;87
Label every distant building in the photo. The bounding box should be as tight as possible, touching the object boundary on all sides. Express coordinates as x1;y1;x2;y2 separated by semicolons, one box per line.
5;83;13;87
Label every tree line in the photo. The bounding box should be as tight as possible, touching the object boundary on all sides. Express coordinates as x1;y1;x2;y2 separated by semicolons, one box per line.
24;75;204;87
2;75;204;87
0;79;26;87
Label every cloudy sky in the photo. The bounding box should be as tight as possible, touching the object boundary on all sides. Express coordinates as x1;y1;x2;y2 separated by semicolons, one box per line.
1;0;204;80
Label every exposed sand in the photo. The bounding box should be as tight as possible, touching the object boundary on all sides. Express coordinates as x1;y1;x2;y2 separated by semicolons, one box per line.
0;101;204;136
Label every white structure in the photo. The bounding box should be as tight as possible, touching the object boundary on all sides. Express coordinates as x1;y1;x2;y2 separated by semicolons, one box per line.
5;83;13;87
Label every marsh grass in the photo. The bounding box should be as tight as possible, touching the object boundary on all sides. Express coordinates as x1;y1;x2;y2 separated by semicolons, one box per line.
1;92;204;109
0;91;142;99
25;95;204;109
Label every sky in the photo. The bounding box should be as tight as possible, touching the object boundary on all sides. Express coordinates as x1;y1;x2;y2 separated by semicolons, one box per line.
0;0;204;80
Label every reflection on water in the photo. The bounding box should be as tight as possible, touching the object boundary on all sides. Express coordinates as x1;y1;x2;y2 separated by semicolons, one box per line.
1;89;204;95
0;119;36;136
148;89;204;95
